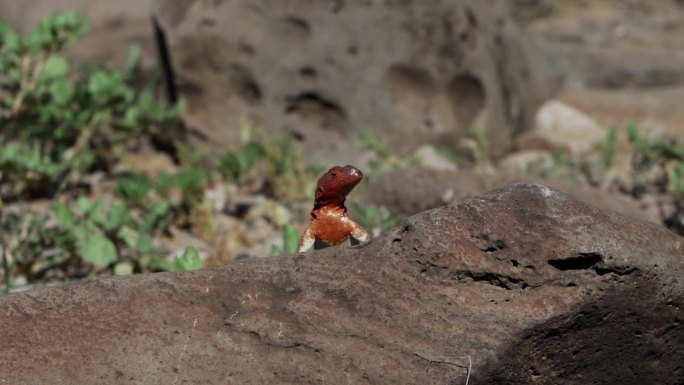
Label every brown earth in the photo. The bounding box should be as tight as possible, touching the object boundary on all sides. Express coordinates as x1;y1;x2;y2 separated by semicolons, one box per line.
1;183;682;384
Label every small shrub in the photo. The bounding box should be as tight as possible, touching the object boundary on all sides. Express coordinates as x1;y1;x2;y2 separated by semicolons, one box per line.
0;11;184;199
351;203;403;237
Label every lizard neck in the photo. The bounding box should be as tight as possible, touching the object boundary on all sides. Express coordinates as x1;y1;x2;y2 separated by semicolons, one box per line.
311;201;348;218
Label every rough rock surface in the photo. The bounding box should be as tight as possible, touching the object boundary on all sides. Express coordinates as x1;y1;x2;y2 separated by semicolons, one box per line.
1;183;682;384
530;0;684;91
152;0;549;159
525;1;684;142
0;0;157;68
517;99;609;156
361;167;660;224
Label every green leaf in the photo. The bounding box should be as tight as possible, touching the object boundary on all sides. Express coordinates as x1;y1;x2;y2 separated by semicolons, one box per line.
88;69;132;105
75;196;91;214
173;97;186;115
117;173;152;203
350;203;403;235
270;245;283;257
88;70;111;98
80;233;117;268
105;200;130;231
173;247;202;271
666;162;684;197
601;127;618;169
239;142;266;174
138;88;157;114
48;78;74;106
54;202;75;227
141;201;172;231
114;261;134;276
117;225;140;248
218;152;241;179
627;120;646;150
282;224;300;254
154;172;175;194
0;21;20;53
175;169;205;196
89;199;106;225
136;233;153;253
122;106;141;128
41;55;69;80
27;11;89;52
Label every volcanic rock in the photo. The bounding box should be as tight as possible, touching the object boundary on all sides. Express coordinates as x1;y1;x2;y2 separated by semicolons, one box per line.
151;0;549;160
0;183;682;384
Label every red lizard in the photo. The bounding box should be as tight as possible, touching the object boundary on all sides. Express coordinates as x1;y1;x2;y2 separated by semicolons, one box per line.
297;165;371;252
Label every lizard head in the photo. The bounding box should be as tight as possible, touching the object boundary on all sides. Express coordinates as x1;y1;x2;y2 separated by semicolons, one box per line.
314;165;363;206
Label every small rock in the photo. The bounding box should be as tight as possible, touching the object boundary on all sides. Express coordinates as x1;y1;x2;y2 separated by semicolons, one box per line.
518;99;609;156
413;145;459;171
159;228;214;263
114;151;178;177
498;150;555;175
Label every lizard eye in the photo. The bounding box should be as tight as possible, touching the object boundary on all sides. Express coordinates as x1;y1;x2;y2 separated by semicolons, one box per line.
330;172;337;178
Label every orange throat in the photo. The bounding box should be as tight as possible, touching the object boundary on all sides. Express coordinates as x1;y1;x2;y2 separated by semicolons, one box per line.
310;204;353;246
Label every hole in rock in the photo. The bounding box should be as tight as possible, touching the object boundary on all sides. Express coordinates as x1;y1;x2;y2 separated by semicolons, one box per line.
548;253;603;271
447;73;485;129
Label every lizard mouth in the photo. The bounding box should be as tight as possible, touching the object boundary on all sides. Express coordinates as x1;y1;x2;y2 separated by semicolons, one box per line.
343;165;363;179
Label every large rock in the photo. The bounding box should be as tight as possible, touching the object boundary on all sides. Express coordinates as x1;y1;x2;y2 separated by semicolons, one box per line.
361;167;660;224
529;1;684;90
152;0;549;160
1;183;682;384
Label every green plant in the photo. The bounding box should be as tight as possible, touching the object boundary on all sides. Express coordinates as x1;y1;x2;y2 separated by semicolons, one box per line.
170;246;203;271
271;224;301;256
265;137;319;199
3;194;177;285
434;146;463;168
350;203;403;237
601;127;618;169
116;166;212;223
460;123;490;169
627;121;684;165
358;130;419;177
624;121;684;196
216;120;321;200
0;11;184;199
53;196;174;271
218;142;266;182
1;246;11;293
666;162;684;197
1;205;68;290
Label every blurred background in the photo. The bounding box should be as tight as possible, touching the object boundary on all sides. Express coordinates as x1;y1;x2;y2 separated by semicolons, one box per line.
1;0;683;293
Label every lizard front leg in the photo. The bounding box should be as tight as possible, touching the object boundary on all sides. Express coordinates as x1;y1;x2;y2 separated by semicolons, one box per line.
349;221;370;245
297;225;316;252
